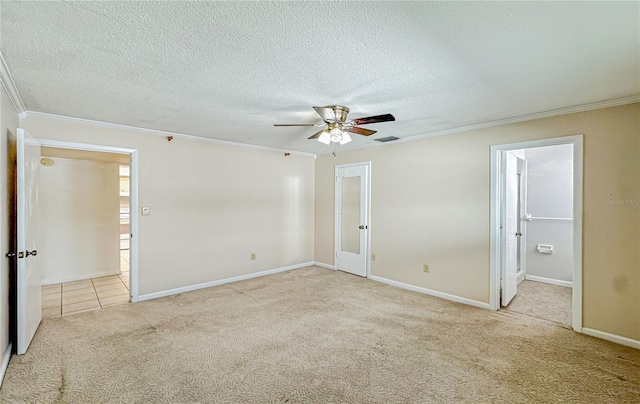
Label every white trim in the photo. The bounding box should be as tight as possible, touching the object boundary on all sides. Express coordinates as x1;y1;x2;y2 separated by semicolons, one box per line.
313;262;336;270
129;150;139;302
489;135;583;333
0;343;12;387
0;52;26;114
323;96;640;155
137;261;314;302
572;136;584;332
582;328;640;350
35;139;140;303
25;111;316;158
369;275;491;310
41;267;121;285
525;275;572;288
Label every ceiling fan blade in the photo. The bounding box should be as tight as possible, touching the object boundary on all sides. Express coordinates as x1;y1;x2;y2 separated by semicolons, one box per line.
313;106;336;122
353;114;395;125
308;129;326;140
346;127;377;136
274;123;323;127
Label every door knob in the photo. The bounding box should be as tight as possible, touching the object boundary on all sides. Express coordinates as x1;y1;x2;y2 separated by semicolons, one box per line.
26;250;37;257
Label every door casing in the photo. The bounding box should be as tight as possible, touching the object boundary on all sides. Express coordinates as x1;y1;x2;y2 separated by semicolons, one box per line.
334;162;371;277
489;135;583;331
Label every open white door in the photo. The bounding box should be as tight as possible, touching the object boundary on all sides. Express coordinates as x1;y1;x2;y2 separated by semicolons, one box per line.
16;128;42;355
501;152;519;306
335;163;369;277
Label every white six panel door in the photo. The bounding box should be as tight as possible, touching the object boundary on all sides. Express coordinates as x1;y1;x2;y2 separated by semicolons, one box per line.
336;164;369;277
16;128;42;355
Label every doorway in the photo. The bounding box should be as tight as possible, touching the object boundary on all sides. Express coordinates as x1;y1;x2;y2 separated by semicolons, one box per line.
12;133;139;354
334;162;370;277
490;136;583;331
38;151;131;317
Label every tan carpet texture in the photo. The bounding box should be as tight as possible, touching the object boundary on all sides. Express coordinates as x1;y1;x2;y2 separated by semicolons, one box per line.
1;266;639;403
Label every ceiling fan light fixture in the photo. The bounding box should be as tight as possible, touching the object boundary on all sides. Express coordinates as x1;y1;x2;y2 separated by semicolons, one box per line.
339;132;352;145
318;130;331;145
329;127;343;143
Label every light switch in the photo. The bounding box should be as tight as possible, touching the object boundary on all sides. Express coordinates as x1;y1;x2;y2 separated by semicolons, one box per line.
141;206;150;216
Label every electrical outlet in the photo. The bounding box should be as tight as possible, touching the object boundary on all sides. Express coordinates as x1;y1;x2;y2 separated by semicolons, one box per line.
423;264;429;273
371;253;376;261
250;253;256;260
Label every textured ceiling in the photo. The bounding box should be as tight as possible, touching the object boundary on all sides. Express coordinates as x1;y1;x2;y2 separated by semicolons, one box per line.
1;1;639;154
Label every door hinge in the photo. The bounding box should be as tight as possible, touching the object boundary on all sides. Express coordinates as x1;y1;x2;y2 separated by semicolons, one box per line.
336;176;339;182
5;252;15;258
336;252;338;257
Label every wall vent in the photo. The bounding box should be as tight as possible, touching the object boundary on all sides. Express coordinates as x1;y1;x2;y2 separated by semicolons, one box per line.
374;136;400;142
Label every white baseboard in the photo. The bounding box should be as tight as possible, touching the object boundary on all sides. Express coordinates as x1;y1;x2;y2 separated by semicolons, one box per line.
368;275;491;310
0;343;12;387
516;271;525;284
313;262;335;270
138;261;314;302
525;275;572;288
582;327;640;350
42;267;122;285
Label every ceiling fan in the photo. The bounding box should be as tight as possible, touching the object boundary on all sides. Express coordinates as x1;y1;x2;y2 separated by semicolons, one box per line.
274;105;395;145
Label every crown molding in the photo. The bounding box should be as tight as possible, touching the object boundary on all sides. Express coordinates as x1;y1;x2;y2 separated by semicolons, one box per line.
24;111;317;158
0;51;26;115
320;95;640;155
17;84;638;158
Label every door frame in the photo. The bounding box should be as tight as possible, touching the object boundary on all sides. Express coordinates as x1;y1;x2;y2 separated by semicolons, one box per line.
489;135;583;332
334;161;371;277
36;139;140;302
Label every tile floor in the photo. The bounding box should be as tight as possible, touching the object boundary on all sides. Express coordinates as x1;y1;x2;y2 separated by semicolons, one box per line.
41;250;130;318
504;280;572;328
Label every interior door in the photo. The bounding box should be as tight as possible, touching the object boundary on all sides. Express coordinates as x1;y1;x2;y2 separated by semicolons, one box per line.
336;164;369;277
502;152;519;306
16;128;42;355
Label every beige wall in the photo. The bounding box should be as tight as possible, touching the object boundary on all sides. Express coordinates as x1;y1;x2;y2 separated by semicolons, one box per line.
22;116;315;296
38;157;120;284
315;103;640;340
0;87;19;361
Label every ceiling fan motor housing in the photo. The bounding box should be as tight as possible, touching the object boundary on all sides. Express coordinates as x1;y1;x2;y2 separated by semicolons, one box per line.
327;105;349;122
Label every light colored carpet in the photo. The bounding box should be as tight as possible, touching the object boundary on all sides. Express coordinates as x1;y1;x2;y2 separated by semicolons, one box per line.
505;280;573;327
1;266;638;403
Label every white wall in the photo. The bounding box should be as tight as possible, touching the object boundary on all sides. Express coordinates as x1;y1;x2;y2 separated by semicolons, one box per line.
1;87;19;382
22;115;315;297
524;144;573;283
525;144;573;218
38;157;121;284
